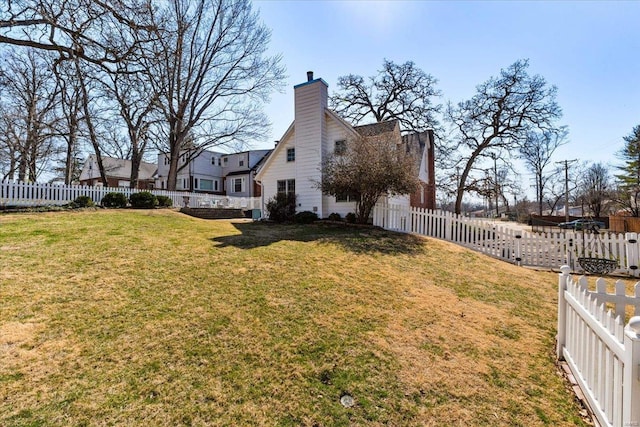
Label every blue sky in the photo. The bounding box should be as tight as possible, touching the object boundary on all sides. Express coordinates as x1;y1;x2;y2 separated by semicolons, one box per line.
252;0;640;192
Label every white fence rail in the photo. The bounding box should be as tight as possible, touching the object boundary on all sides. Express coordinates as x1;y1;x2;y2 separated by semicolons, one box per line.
0;180;260;210
373;204;640;275
557;267;640;427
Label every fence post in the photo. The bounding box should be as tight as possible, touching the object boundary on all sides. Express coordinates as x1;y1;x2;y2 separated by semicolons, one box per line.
626;233;639;277
565;232;575;272
623;316;640;426
515;234;522;266
557;265;571;360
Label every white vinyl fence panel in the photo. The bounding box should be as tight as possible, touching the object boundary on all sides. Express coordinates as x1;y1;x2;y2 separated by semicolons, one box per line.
557;268;640;427
373;204;640;275
0;180;260;210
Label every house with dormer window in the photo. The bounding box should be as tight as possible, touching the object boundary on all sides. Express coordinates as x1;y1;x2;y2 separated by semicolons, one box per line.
154;149;271;197
254;72;435;220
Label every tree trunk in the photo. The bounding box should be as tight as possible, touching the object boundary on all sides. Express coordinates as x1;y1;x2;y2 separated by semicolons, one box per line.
130;147;142;189
74;58;108;187
166;118;185;192
64;115;79;185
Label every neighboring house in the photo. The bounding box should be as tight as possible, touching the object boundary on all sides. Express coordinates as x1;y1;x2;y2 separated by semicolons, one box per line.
403;130;436;210
79;155;157;189
155;149;271;197
221;150;271;198
254;71;436;219
156;149;224;193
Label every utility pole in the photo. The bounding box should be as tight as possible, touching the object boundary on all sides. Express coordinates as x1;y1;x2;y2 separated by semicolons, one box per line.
555;159;578;222
488;152;499;217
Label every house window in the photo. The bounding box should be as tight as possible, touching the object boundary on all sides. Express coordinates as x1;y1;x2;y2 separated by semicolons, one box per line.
161;181;165;189
194;178;199;188
223;157;228;165
277;179;295;195
335;140;346;155
200;179;213;191
211;157;216;165
239;159;244;167
286;148;295;162
336;193;360;203
233;178;243;193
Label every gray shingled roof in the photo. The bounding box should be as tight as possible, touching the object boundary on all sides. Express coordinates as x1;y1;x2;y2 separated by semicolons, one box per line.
353;120;398;137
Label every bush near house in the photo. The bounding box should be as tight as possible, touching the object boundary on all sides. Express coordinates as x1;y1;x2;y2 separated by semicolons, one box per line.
101;192;128;208
70;195;95;208
156;195;173;208
265;193;296;222
327;212;342;221
129;191;158;209
294;211;318;224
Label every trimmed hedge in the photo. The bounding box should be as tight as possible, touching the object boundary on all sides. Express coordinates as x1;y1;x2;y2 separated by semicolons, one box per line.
294;211;318;224
129;191;158;209
101;192;128;208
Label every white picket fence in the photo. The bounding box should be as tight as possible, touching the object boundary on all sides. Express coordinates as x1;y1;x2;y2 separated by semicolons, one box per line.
557;266;640;427
373;204;640;276
0;180;260;210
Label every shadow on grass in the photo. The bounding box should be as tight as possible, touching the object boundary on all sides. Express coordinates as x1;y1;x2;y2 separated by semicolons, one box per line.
210;221;425;255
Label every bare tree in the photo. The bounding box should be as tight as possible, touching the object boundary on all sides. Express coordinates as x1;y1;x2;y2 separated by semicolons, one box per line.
543;164;578;215
577;162;612;218
519;129;567;215
145;0;284;191
0;108;21;181
445;59;563;214
1;0;157;71
50;60;84;184
320;124;420;224
0;49;60;182
2;0;161;183
329;59;441;134
98;66;161;188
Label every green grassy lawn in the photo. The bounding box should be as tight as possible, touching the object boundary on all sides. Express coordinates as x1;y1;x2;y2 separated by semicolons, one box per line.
0;209;587;426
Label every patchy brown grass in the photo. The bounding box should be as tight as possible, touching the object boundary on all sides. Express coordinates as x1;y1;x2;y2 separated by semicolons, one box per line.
0;210;587;426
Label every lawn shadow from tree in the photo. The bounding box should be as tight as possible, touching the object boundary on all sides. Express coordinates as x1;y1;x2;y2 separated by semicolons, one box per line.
210;221;425;255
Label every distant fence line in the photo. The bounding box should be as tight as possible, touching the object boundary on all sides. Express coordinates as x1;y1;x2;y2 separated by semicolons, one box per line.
0;180;260;210
373;204;640;276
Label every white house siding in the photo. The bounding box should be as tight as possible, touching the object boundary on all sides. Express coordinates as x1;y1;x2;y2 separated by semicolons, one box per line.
256;76;365;219
321;115;357;218
156;151;224;192
260;132;296;209
226;174;251;197
222;150;271;197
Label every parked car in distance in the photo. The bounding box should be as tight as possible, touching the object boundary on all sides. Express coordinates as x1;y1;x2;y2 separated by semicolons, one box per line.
557;219;606;230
